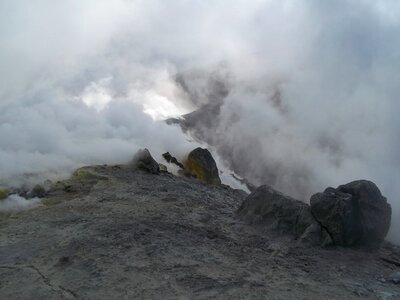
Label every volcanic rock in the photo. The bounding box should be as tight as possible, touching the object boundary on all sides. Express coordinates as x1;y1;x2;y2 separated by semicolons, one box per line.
131;148;160;174
310;180;391;249
237;185;331;246
186;147;221;185
162;152;184;169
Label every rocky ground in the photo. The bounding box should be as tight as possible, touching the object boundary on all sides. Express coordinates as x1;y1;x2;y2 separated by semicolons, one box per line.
0;164;399;299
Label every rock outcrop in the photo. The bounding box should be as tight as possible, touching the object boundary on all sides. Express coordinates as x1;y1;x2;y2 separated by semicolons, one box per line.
238;180;392;249
162;152;184;169
237;185;331;246
131;148;160;174
186;147;221;185
310;180;391;249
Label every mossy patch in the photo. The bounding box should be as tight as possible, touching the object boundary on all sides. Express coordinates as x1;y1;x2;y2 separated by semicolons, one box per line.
53;167;109;194
187;149;221;185
72;168;109;181
31;184;46;198
0;187;10;200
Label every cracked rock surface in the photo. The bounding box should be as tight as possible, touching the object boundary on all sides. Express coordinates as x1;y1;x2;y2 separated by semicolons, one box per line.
1;165;400;299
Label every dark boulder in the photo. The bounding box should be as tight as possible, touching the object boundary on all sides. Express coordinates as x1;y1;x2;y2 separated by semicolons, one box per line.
186;148;221;185
238;185;331;246
310;180;391;249
130;149;160;174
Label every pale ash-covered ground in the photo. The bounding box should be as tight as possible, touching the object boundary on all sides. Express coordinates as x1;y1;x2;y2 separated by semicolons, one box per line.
0;165;399;299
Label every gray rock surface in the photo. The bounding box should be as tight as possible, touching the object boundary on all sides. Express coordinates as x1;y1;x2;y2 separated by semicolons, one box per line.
310;180;391;249
237;185;331;246
0;167;399;299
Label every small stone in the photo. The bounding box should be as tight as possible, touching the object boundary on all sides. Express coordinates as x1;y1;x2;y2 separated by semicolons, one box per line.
159;163;168;173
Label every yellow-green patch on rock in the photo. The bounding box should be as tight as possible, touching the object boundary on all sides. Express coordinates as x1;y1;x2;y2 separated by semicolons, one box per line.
187;148;221;185
72;168;109;181
31;184;46;198
0;187;10;200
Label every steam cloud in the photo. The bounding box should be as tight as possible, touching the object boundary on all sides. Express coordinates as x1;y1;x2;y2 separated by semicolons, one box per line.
0;195;41;212
0;1;399;241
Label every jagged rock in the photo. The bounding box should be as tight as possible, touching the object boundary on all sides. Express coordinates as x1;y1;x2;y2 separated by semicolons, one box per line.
162;152;184;169
237;185;331;246
130;149;160;174
231;173;257;192
0;187;10;200
186;148;221;185
310;180;391;249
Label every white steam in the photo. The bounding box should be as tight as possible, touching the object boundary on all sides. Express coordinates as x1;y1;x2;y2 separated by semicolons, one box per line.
0;1;399;241
0;195;41;212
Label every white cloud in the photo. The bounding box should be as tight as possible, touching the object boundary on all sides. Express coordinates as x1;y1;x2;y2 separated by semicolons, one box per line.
79;77;114;112
0;194;41;212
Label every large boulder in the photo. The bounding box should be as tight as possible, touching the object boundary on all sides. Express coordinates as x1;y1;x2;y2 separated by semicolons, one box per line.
186;148;221;185
238;185;331;246
310;180;391;249
130;149;160;174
